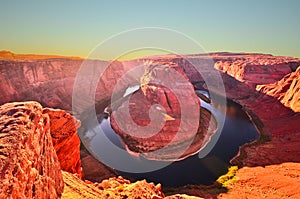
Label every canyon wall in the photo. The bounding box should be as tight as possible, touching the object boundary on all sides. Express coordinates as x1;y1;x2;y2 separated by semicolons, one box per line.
141;53;300;167
1;52;300;167
143;53;300;167
1;52;300;198
0;58;133;118
257;66;300;112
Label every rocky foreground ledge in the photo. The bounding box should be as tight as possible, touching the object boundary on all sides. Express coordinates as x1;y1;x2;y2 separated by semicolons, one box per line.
0;101;166;199
0;102;64;198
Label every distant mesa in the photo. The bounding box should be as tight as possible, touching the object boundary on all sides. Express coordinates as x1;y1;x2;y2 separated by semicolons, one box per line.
0;50;83;60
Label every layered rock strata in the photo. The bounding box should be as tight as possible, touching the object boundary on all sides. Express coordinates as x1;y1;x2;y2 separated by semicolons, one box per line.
257;66;300;112
141;53;300;167
111;62;217;161
43;108;82;177
0;102;64;198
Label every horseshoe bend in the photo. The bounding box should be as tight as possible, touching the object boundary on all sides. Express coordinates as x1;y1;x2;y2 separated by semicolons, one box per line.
1;51;300;198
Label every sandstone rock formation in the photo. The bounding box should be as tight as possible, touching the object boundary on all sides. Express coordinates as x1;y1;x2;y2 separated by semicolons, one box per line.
43;108;82;177
1;51;300;199
0;100;166;199
62;172;164;199
111;62;217;161
213;53;299;87
257;66;300;112
0;52;134;118
0;102;64;198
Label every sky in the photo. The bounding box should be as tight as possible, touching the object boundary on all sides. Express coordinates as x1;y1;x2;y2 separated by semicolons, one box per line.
0;0;299;60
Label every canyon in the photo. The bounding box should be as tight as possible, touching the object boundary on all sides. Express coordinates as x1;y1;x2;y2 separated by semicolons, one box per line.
0;50;300;198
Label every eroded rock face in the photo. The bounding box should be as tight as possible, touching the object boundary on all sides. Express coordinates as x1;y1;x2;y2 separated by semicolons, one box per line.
0;102;64;198
43;108;82;178
257;66;300;112
214;54;299;86
231;70;300;166
111;62;217;161
0;56;134;119
142;53;300;167
144;53;299;83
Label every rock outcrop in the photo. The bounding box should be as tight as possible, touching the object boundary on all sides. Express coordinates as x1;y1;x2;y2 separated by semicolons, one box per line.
62;172;164;199
0;102;64;198
43;108;82;177
219;162;300;199
257;66;300;112
111;62;217;161
213;53;299;87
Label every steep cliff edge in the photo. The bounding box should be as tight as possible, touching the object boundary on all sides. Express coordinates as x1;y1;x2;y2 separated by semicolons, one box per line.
0;102;64;198
213;53;299;87
257;66;300;112
43;108;83;177
0;57;133;118
165;163;300;198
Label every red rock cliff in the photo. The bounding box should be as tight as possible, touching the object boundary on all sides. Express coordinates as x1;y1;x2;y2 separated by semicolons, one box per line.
0;56;134;118
257;66;300;112
43;108;82;178
0;102;64;198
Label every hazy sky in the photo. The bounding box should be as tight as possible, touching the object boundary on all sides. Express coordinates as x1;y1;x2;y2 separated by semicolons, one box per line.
1;0;299;59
